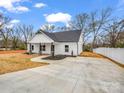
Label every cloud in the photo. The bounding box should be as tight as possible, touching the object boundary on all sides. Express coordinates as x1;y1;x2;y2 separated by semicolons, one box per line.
34;3;46;8
15;6;29;12
10;19;20;24
0;0;29;13
5;19;20;28
44;12;72;26
5;24;14;28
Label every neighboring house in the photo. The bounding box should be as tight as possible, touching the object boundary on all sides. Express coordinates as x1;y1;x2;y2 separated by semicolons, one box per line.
27;30;83;56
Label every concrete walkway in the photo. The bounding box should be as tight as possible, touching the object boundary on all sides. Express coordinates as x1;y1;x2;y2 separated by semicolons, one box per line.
0;57;124;93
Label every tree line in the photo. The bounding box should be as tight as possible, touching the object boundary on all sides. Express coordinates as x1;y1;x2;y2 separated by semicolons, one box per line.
0;8;124;51
0;13;34;50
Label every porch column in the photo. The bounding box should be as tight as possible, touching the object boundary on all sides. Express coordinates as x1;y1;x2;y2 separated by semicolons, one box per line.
51;43;54;57
29;43;32;55
39;43;42;55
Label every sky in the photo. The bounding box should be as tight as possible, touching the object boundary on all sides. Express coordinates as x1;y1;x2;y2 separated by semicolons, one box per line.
0;0;124;31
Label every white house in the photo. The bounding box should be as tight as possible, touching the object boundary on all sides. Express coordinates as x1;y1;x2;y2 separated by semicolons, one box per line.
27;30;83;56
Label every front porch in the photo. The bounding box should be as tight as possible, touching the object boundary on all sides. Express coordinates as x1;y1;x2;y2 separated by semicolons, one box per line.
27;43;55;55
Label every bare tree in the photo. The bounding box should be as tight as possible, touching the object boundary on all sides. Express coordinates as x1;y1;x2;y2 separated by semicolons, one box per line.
89;8;112;50
68;13;91;50
18;24;34;49
104;19;124;47
1;28;12;50
41;23;55;32
57;26;70;31
10;26;22;50
0;13;12;50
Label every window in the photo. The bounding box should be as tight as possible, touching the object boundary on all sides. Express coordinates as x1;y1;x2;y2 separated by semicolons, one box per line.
40;45;46;51
65;45;69;52
32;45;34;51
42;45;46;51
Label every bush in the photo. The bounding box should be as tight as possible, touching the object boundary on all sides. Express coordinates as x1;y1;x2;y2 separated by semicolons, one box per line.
83;45;92;52
18;44;26;50
116;43;124;48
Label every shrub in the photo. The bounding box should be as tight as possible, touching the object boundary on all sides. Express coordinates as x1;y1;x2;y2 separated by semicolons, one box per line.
18;44;26;50
83;45;92;52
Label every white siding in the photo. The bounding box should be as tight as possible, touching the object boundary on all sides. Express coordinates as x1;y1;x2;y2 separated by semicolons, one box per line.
27;43;39;53
78;42;83;55
54;42;78;56
27;42;82;56
42;43;51;54
27;43;51;54
29;33;53;43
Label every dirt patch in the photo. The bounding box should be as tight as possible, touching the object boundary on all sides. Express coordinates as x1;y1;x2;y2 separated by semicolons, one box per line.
0;51;48;75
0;50;26;54
80;52;105;58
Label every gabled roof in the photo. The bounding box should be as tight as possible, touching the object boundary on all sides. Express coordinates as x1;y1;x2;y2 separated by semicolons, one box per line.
42;30;82;42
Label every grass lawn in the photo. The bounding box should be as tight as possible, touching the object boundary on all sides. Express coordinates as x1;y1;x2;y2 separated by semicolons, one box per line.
0;50;48;75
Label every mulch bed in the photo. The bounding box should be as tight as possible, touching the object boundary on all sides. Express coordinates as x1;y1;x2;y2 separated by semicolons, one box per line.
43;55;67;60
42;55;67;60
42;55;76;60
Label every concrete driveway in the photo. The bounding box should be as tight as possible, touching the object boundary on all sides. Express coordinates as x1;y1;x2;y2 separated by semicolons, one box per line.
0;57;124;93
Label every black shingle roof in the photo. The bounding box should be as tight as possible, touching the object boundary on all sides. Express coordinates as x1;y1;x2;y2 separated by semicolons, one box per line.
42;30;81;42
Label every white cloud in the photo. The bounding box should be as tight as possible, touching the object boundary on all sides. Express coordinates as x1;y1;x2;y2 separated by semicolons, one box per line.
34;3;46;8
6;24;14;28
5;19;20;28
15;6;29;12
44;12;72;25
0;0;29;13
10;19;20;24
